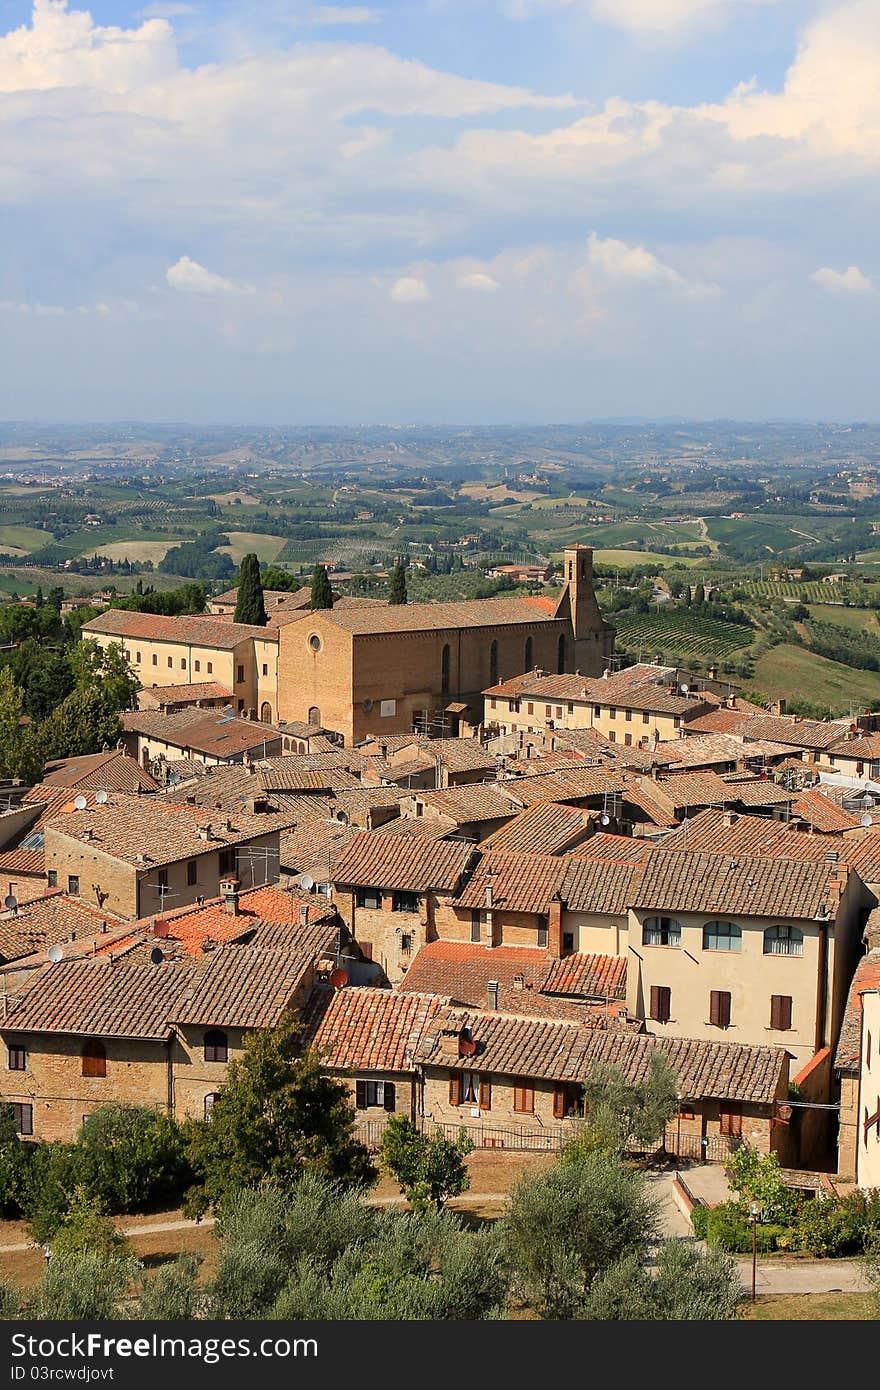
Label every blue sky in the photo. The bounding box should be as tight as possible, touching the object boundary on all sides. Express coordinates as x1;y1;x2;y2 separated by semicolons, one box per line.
0;0;877;423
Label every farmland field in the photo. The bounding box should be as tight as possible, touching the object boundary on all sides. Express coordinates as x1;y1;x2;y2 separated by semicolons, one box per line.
89;539;180;564
614;611;754;662
217;531;287;563
807;604;880;634
753;644;880;714
589;548;704;569
0;524;51;552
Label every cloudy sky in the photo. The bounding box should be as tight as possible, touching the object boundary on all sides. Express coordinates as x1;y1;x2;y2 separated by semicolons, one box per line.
0;0;877;423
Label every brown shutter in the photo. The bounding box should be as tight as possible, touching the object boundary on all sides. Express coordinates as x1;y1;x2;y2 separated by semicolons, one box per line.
479;1077;492;1111
383;1082;396;1112
770;995;792;1031
523;1084;534;1114
552;1084;565;1119
449;1073;461;1106
650;986;670;1024
710;991;731;1028
355;1080;367;1110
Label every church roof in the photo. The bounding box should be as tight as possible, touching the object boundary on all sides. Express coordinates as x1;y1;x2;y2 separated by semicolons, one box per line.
312;596;560;636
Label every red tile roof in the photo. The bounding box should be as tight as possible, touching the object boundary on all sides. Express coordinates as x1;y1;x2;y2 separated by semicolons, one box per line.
42;751;160;793
83;610;278;648
834;947;880;1071
331;832;476;892
301;986;450;1071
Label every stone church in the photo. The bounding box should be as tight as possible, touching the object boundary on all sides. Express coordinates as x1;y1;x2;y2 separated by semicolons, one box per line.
276;545;615;744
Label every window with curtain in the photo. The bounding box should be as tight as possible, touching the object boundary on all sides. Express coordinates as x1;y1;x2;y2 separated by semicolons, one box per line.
703;920;741;952
763;925;803;956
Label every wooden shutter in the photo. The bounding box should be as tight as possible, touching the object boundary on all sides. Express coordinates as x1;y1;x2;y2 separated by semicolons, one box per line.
514;1082;534;1114
552;1084;565;1119
650;985;670;1024
770;995;792;1031
383;1082;396;1112
449;1073;461;1106
720;1103;742;1137
479;1077;492;1111
710;991;731;1028
355;1080;367;1110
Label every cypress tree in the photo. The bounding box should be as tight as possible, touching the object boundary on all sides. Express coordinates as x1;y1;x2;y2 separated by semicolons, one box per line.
310;564;333;610
234;554;268;626
388;561;408;606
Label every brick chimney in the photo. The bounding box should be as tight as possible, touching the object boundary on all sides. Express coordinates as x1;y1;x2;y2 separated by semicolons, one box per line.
548;892;563;958
487;980;499;1011
219;877;240;915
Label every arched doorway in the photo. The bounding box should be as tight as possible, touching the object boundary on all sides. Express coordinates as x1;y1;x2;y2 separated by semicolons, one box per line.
308;706;321;725
260;702;272;723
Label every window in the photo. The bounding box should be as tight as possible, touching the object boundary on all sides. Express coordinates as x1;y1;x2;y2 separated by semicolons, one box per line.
441;643;450;695
180;658;186;670
609;706;617;719
308;705;321;725
643;917;681;947
568;703;574;715
770;995;793;1031
527;702;534;715
624;733;632;746
513;1081;535;1113
151;654;157;665
82;1040;106;1077
237;699;244;711
536;915;549;949
356;1080;397;1111
509;699;520;713
562;931;574;956
703;920;741;952
556;706;563;719
642;712;650;724
625;709;632;722
207;662;213;674
47;871;57;889
124;649;130;660
204;1029;228;1063
7;1044;25;1071
157;868;168;889
545;705;552;719
219;849;235;875
868;1032;872;1069
167;656;173;668
68;875;80;896
594;705;602;718
7;1103;32;1136
679;1104;695;1120
260;702;272;723
194;660;200;672
308;633;322;652
450;1072;485;1107
709;990;731;1028
262;663;268;677
392;890;419;913
357;888;381;910
608;731;616;743
204;1092;221;1120
553;1083;585;1119
187;860;198;887
136;651;141;663
400;933;413;953
489;641;498;687
649;985;671;1023
719;1103;742;1137
673;717;681;730
470;911;481;943
237;664;245;683
764;925;803;957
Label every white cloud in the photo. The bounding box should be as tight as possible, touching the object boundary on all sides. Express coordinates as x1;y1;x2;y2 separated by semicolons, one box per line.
0;0;177;93
309;6;380;23
166;256;251;295
583;232;719;297
137;3;199;17
811;265;874;294
390;276;430;303
458;271;500;292
503;0;781;37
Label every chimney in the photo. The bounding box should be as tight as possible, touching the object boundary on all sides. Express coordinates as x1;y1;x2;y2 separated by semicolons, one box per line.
512;974;524;990
487;980;499;1011
708;664;719;682
219;877;240;915
723;809;739;828
247;795;268;814
298;903;310;926
548;892;563;958
198;824;212;841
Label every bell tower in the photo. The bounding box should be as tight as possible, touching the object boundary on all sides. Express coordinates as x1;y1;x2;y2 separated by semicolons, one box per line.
554;544;615;676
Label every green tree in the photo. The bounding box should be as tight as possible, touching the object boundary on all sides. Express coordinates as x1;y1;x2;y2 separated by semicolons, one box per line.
562;1049;679;1159
388;561;408;605
39;685;124;761
69;637;138;711
0;667;45;782
234;554;268;626
0;1106;35;1218
724;1144;797;1223
184;1017;375;1218
73;1105;193;1214
309;564;333;610
137;1254;204;1320
49;1187;131;1260
46;587;64;614
379;1116;473;1211
502;1149;659;1318
34;586;44;609
584;1240;742;1320
24;1252;138;1320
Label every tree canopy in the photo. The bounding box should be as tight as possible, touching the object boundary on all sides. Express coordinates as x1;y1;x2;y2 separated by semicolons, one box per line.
234;554;268;626
309;564;333;610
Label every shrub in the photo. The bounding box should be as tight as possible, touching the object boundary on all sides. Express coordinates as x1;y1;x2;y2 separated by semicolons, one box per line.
704;1202;790;1254
690;1203;709;1239
795;1192;880;1258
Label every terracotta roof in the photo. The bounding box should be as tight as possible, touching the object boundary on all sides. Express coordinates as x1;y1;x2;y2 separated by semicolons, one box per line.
0;892;124;964
328;789;409;824
454;851;566;914
738;715;849;751
721;780;797;809
503;766;625;806
651;770;742;809
317;595;561;635
44;795;286;871
384;738;498;775
539;953;627;1000
842;834;880;886
122;709;282;760
168;933;334;1029
417;1008;788;1102
259;766;359;793
139;681;233;706
655;734;794;769
83;610;278;648
132;882;336;956
827;732;880;760
481;802;596;856
633;850;842;920
370;818;453;842
212;587;312;612
411;784;522;824
834;947;880;1071
331;832;475;892
4;957;195;1039
560;857;644;915
42;751;160;793
0;849;46;878
279;820;361;879
618;785;679;828
790;788;863;833
566;832;656;864
657;808;846;861
301;986;450;1071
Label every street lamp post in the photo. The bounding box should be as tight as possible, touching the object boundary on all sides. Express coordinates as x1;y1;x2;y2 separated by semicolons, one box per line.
749;1200;761;1302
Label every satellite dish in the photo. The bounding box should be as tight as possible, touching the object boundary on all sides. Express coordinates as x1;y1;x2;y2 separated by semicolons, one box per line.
861;813;873;828
47;944;63;963
680;684;689;695
329;967;348;989
149;946;164;965
95;789;108;805
73;794;88;811
299;873;315;892
3;894;17;912
600;813;610;826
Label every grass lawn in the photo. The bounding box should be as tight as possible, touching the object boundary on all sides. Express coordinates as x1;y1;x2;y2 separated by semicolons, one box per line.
743;1293;876;1320
218;531;287;564
754;644;880;714
90;539;181;564
0;525;51;552
582;548;702;569
808;603;880;634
